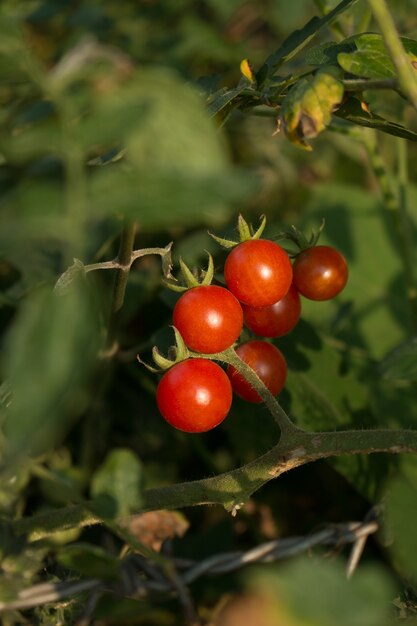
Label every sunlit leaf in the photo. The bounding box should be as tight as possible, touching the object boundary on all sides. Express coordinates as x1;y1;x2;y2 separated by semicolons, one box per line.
338;33;417;80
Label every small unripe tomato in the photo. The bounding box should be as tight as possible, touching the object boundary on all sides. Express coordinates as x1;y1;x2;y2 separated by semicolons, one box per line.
156;359;232;432
173;285;243;354
242;284;301;338
227;340;287;403
293;245;348;301
224;239;293;307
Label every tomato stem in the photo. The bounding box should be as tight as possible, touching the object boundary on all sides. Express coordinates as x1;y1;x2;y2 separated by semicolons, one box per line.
106;221;137;352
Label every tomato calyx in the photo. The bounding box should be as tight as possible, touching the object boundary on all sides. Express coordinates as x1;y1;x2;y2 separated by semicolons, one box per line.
163;252;214;293
209;214;267;249
275;219;325;257
137;326;190;373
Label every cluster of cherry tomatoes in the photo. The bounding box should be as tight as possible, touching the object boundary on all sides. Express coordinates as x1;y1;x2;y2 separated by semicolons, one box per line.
153;219;348;433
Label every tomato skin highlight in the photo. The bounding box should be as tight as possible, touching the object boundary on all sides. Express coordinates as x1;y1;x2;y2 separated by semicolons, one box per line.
173;285;243;354
156;359;232;433
293;245;348;301
224;240;293;307
242;284;301;338
227;340;287;403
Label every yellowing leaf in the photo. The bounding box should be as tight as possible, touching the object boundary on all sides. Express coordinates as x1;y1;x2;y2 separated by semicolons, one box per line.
280;68;344;149
240;58;255;82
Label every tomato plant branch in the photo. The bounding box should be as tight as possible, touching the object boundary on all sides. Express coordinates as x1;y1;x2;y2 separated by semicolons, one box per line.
367;0;417;112
11;426;417;540
362;129;417;332
342;78;398;91
105;222;137;351
83;245;173;274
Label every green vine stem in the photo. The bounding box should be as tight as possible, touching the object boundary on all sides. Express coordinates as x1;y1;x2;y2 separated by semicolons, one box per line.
397;136;417;331
11;426;417;540
367;0;417;112
362;129;417;332
105;222;137;352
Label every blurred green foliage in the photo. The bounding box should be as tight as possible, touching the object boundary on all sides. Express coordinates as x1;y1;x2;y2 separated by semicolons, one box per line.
1;0;417;624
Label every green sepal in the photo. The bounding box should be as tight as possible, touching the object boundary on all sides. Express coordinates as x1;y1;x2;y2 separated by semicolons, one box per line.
209;214;268;249
199;252;214;286
137;327;189;373
152;346;177;370
275;219;325;253
161;279;188;293
251;214;267;240
237;214;252;241
163;253;214;292
208;232;237;248
179;257;200;287
136;354;160;374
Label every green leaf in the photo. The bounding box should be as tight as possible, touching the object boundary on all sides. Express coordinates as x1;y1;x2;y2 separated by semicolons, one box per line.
91;448;144;519
258;0;359;79
338;50;394;79
338;33;417;80
252;557;394;626
334;97;417;142
380;337;417;380
305;39;356;66
385;475;417;579
57;542;120;580
54;259;86;295
206;84;248;118
3;284;99;461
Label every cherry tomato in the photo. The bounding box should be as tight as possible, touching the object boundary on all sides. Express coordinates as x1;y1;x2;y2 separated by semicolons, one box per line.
224;239;293;307
293;245;348;301
242;284;301;338
227;340;287;403
173;285;243;354
156;359;232;432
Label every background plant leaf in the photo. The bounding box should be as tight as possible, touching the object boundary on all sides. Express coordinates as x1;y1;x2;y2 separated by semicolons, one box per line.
91;448;144;519
379;337;417;380
2;284;99;462
334;98;417;141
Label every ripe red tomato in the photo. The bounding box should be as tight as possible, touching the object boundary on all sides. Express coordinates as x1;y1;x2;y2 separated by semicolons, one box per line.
242;284;301;338
227;340;287;403
173;285;243;354
156;359;232;432
224;239;293;307
293;245;348;301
